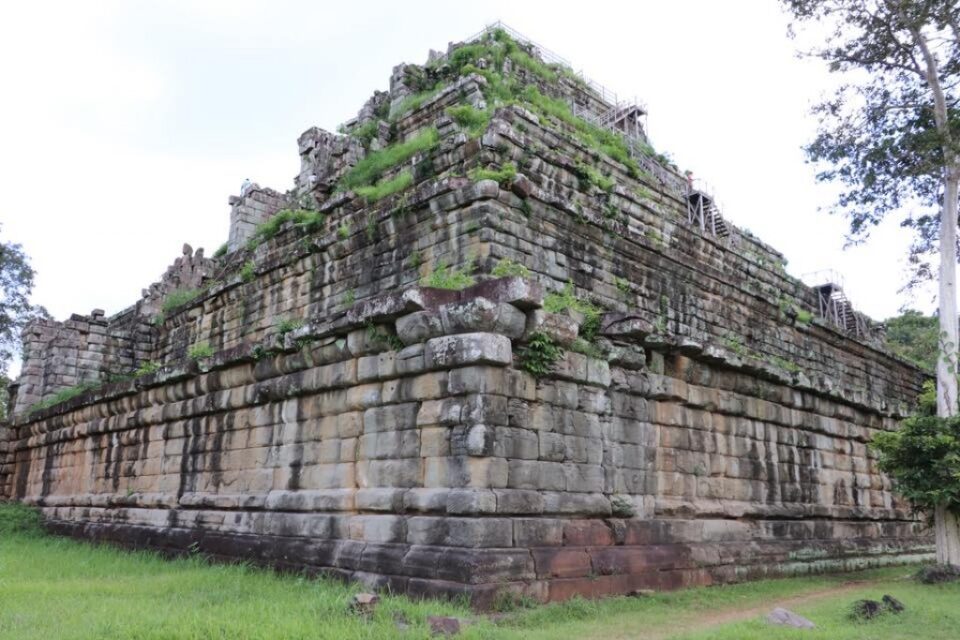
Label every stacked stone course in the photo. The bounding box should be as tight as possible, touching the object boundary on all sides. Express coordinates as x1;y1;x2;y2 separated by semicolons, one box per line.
1;26;932;605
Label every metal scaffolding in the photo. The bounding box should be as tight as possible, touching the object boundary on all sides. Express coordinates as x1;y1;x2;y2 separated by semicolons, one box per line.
685;180;729;238
802;270;869;338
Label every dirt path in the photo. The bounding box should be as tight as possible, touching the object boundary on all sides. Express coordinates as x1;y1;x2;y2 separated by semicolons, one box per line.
609;578;886;640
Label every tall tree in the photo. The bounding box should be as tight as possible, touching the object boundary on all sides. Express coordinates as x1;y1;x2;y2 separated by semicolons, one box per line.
885;309;939;371
782;0;960;566
0;226;44;381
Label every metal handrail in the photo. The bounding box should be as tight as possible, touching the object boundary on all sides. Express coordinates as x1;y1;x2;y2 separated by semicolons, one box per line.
461;21;647;113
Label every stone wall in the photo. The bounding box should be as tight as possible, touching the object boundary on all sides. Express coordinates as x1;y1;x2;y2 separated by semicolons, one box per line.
12;245;215;416
0;26;933;606
228;186;291;252
4;278;930;604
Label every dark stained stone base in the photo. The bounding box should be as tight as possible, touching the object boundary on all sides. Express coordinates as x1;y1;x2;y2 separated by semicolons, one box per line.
42;514;933;608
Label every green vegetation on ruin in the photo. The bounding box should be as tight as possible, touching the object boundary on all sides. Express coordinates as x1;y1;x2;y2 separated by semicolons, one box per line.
26;382;100;414
339;127;439;192
491;257;531;279
544;281;602;342
469;162;517;186
445;104;492;137
3;503;955;639
133;360;161;377
518;331;565;378
421;258;476;290
187;342;214;360
355;170;414;203
161;288;203;314
246;209;325;249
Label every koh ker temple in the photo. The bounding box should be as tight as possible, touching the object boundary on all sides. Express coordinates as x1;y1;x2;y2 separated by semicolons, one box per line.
0;24;933;606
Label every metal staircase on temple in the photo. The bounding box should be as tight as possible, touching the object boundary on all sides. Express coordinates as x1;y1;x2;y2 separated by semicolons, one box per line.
806;272;869;338
685;186;730;238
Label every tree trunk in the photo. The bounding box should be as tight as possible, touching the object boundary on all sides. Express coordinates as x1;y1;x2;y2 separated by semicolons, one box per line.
935;171;960;565
935;504;960;567
936;170;959;418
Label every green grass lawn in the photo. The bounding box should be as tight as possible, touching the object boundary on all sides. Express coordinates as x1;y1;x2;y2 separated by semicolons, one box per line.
1;503;957;639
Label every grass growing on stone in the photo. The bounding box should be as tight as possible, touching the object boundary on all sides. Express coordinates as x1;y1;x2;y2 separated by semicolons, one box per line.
355;170;413;203
1;514;956;640
160;288;203;314
469;162;517;186
339;128;439;191
26;382;99;414
421;258;475;290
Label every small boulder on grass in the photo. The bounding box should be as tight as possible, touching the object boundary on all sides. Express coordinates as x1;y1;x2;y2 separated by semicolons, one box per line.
428;616;468;636
349;592;379;617
767;607;816;629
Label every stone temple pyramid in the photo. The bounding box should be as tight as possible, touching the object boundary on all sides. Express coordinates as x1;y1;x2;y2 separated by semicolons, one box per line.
1;23;930;605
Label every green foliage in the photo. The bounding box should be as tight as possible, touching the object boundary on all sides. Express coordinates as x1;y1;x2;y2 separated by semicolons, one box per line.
134;361;161;377
421;259;476;290
27;382;99;414
544;282;602;341
784;1;959;264
884;310;938;371
0;502;42;536
0;224;47;375
508;48;558;82
519;86;642;177
212;243;228;258
365;322;404;351
519;332;565;377
635;185;654;200
339;128;439;191
614;277;631;296
491;258;531;278
187;343;214;361
276;318;303;336
408;251;422;269
469;162;517;186
161;288;202;314
347;120;379;147
445;104;491;137
575;162;615;192
337;223;350;240
355;171;413;203
724;336;747;357
645;228;664;249
795;307;814;325
569;337;606;360
390;87;441;121
246;209;325;249
344;289;356;306
918;379;937;415
767;355;801;374
240;260;256;283
872;413;960;514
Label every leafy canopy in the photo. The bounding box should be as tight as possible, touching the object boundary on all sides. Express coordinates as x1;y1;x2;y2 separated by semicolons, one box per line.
873;412;960;515
0;225;47;377
884;309;939;371
782;0;960;283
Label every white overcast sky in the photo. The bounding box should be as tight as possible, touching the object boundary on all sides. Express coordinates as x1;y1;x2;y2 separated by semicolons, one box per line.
0;0;938;330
